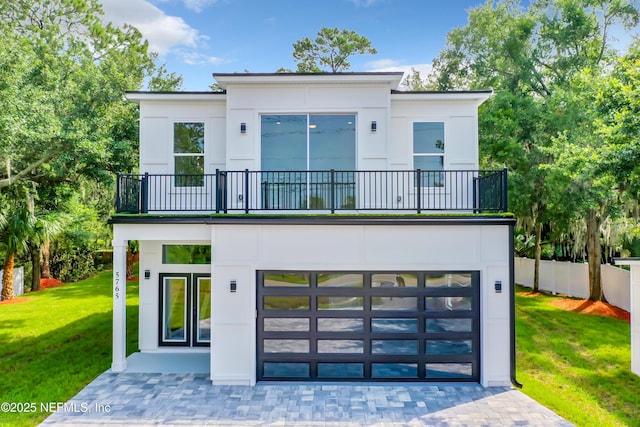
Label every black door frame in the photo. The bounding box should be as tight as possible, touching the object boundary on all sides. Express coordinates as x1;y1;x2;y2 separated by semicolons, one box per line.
256;270;480;382
159;273;211;347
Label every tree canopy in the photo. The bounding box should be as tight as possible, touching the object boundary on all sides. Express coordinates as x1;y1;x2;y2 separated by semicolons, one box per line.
0;0;182;291
291;27;377;73
428;0;640;300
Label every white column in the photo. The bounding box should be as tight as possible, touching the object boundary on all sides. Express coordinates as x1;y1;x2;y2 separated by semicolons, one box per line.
111;239;128;372
631;266;640;376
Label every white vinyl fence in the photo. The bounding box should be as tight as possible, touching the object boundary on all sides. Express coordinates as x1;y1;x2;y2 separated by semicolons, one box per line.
0;266;25;301
515;257;630;312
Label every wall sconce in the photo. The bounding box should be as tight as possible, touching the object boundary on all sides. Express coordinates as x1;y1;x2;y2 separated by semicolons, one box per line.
371;121;377;132
494;281;502;293
240;123;247;133
230;280;237;293
144;270;150;280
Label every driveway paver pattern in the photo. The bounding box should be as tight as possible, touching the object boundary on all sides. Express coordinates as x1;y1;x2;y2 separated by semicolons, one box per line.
41;372;573;426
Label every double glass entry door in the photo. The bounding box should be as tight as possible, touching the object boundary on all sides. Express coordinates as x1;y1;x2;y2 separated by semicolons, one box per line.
159;273;211;347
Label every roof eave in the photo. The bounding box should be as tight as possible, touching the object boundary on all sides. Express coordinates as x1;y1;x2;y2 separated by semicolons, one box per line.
212;72;405;90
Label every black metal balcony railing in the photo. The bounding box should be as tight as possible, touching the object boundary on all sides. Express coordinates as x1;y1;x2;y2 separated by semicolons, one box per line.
115;169;508;214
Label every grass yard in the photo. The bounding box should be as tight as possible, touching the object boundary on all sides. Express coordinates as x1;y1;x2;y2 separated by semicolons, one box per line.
516;287;640;427
1;272;639;427
0;270;138;427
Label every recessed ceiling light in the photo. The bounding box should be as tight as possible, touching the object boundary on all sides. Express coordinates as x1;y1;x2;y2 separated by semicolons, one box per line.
309;124;317;129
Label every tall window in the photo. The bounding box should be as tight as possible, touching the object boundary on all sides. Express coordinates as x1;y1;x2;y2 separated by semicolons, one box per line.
174;122;205;187
261;115;355;171
261;114;356;209
413;122;444;187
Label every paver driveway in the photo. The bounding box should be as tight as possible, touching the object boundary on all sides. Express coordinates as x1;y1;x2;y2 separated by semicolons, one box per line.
41;372;573;426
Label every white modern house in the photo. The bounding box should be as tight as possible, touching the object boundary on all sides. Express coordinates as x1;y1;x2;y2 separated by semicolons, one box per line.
110;72;517;387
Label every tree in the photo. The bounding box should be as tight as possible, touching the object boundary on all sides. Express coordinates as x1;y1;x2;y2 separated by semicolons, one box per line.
1;200;35;300
428;0;640;299
292;27;377;73
0;0;182;286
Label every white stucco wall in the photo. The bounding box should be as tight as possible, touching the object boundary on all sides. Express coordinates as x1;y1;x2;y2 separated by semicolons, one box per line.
209;222;511;387
115;219;512;387
132;88;486;177
138;99;226;175
389;98;480;171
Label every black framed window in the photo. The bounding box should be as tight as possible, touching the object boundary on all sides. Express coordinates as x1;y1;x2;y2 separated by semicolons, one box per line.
174;122;205;187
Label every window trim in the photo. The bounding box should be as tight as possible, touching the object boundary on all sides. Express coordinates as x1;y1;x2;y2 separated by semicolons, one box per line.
172;120;206;188
412;121;445;189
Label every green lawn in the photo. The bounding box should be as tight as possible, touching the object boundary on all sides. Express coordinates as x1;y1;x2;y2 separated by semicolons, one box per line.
0;270;138;427
1;273;639;426
516;287;640;427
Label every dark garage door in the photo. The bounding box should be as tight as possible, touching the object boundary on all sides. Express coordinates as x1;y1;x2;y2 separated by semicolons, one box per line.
257;271;480;382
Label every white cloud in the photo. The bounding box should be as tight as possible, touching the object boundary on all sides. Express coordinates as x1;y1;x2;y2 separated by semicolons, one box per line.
349;0;381;7
179;50;231;65
183;0;219;13
365;60;433;90
100;0;205;55
365;59;401;69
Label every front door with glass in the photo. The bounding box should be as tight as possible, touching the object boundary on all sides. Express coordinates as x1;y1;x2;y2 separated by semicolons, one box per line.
159;273;211;347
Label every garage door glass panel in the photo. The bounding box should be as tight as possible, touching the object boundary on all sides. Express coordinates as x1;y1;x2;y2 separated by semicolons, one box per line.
372;274;417;288
318;296;363;310
426;340;472;355
426;273;472;288
426;318;472;333
264;296;310;310
318;273;363;287
318;340;364;353
372;297;417;310
264;273;309;287
425;296;472;311
372;340;418;355
264;362;309;378
264;339;309;353
318;363;364;378
264;318;310;332
317;318;364;332
427;363;473;379
372;318;418;333
372;363;418;378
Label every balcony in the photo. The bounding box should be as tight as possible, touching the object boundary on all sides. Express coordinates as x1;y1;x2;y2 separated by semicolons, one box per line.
115;169;508;215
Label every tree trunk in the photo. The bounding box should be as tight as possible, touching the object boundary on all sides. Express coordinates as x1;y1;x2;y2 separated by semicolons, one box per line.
30;243;41;291
533;221;542;293
126;249;135;279
1;252;15;301
41;240;51;279
586;208;604;301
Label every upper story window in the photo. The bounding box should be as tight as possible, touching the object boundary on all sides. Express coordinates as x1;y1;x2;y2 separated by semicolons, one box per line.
174;122;205;187
261;114;356;209
413;122;444;187
261;114;356;171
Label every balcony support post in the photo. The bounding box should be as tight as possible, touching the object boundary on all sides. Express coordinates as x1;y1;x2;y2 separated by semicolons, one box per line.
141;172;149;214
215;169;220;214
115;173;121;213
502;168;509;212
416;169;422;214
330;169;335;214
244;169;250;214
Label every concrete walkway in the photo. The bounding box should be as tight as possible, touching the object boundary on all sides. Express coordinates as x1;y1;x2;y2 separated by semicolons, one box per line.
41;373;573;426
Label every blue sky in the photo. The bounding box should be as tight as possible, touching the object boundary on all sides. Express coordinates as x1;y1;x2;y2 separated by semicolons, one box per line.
100;0;635;91
101;0;489;90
